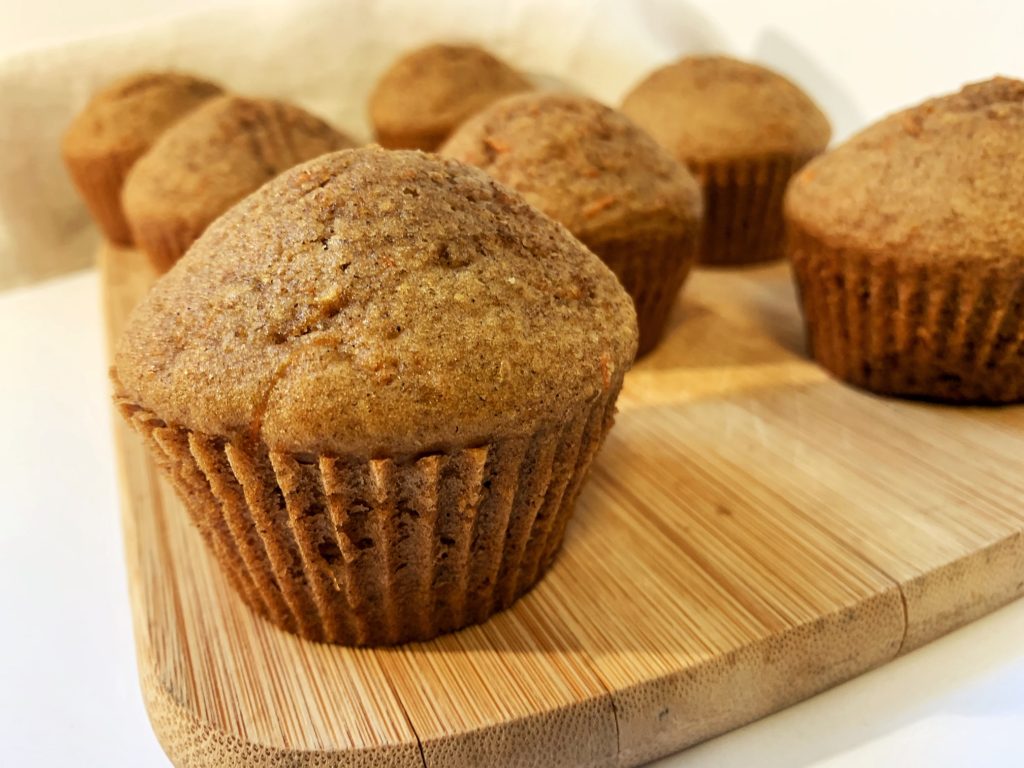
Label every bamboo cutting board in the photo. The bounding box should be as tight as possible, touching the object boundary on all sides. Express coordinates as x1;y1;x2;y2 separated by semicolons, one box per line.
102;243;1024;767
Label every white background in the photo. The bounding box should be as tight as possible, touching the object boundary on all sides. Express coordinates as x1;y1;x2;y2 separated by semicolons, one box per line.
1;1;1022;766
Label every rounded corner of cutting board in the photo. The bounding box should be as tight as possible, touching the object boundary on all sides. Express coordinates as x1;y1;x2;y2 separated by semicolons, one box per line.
135;656;251;768
136;654;424;768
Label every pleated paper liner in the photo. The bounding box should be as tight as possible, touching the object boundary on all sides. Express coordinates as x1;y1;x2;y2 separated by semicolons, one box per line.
789;224;1024;403
129;216;207;274
591;228;700;357
63;148;137;245
375;127;449;152
690;154;812;267
114;377;623;645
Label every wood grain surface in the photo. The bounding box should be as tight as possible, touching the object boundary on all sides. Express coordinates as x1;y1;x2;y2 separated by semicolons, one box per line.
101;243;1024;767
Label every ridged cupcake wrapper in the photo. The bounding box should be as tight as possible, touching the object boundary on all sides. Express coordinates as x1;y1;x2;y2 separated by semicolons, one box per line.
691;154;811;267
115;378;622;645
789;225;1024;402
64;150;136;245
131;218;206;274
375;127;450;152
593;229;700;357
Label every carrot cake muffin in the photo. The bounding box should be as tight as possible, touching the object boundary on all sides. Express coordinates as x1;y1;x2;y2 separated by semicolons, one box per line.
622;55;830;266
786;77;1024;402
441;92;702;356
122;95;356;272
113;147;638;645
369;43;532;151
62;71;223;244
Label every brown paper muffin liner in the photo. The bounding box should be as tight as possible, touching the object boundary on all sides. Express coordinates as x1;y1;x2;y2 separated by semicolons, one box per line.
130;217;207;274
789;224;1024;402
63;149;138;245
375;127;450;152
591;228;700;357
114;377;623;645
690;154;812;267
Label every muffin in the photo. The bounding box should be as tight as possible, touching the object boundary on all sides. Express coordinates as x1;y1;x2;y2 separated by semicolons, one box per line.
113;148;638;645
122;95;357;272
622;55;830;266
441;93;702;356
369;43;532;151
61;71;223;244
786;77;1024;403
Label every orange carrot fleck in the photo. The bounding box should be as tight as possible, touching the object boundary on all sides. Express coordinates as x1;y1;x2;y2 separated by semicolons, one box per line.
583;195;616;217
484;136;510;154
599;352;612;390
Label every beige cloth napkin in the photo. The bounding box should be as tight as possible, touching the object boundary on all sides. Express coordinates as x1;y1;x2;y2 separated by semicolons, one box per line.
0;0;719;290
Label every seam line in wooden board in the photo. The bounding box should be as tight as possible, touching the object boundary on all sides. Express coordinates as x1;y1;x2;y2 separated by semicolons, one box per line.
101;243;1024;767
895;577;911;655
713;387;1024;650
376;648;428;768
545;464;905;764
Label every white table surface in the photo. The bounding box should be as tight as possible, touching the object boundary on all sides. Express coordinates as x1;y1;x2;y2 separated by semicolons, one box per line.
1;269;1022;767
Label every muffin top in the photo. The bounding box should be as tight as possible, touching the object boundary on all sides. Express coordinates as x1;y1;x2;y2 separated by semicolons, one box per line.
369;43;532;149
786;77;1024;260
122;95;356;233
114;148;638;457
440;93;702;245
621;55;831;162
62;71;223;158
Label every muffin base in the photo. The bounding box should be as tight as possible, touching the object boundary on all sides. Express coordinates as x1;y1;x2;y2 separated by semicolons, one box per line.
789;224;1024;402
590;229;700;357
115;380;622;645
691;155;810;267
63;148;138;245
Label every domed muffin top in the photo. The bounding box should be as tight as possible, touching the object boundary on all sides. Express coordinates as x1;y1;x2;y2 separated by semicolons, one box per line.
122;95;356;233
369;43;532;149
62;71;223;156
621;55;831;162
114;148;638;457
440;92;702;245
786;77;1024;260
